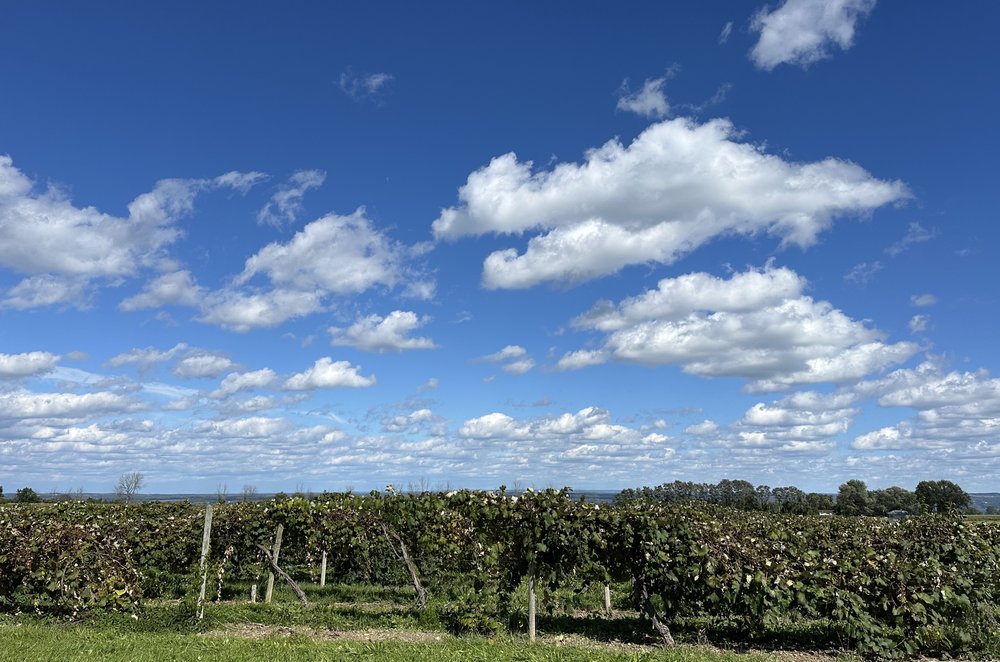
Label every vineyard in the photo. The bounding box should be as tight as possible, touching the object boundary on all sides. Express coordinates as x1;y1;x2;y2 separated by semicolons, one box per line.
2;489;1000;659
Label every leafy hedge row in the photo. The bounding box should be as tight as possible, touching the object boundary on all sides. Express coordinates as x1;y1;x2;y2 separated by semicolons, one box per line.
3;490;999;657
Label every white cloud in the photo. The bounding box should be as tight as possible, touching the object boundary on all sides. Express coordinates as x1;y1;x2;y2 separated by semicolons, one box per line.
455;407;676;473
3;275;91;310
381;408;436;433
562;265;917;392
458;412;526;440
0;351;60;378
0;156;260;308
479;345;534;375
107;343;188;370
257;170;327;227
844;261;882;285
198;289;323;332
735;390;856;448
886;222;935;256
283;357;376;390
750;0;877;70
239;209;404;294
213;171;268;193
910;293;937;307
719;21;734;44
329;311;436;353
119;270;204;310
434;118;906;288
172;352;237;379
502;358;535;375
852;362;1000;451
197;416;293;439
194;209;426;331
616;76;671;118
556;349;608;371
685;420;719;436
338;69;394;103
908;314;929;333
210;369;279;399
0;390;138;420
121;206;430;331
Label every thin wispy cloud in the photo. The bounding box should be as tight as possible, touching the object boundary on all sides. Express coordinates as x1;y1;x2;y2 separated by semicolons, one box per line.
719;21;734;44
338;68;395;103
886;222;935;256
257;170;327;228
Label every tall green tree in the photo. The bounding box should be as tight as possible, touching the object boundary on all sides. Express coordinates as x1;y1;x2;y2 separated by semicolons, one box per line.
13;487;42;503
915;480;971;513
870;486;919;515
835;480;872;516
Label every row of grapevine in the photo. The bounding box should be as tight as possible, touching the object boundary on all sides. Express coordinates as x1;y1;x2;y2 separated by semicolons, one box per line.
2;489;999;657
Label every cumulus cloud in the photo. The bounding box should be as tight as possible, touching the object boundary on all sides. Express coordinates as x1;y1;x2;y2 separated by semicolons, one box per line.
560;265;917;392
283;357;376;390
478;345;535;375
239;209;403;293
257;170;327;227
198;289;323;332
107;344;189;370
119;270;203;311
434;118;906;288
329;311;436;353
910;293;937;307
381;408;437;433
210;369;279;399
0;390;139;420
616;75;671;118
172;352;237;379
456;407;676;471
0;351;60;379
0;155;261;308
685;420;720;436
750;0;877;70
192;209;431;332
852;362;1000;451
733;390;857;451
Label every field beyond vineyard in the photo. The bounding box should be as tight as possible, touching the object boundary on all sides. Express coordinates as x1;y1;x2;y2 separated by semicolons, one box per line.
2;489;999;660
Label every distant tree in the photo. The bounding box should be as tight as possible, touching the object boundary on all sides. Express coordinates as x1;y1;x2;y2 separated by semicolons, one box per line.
14;487;42;503
773;486;810;514
114;472;145;503
986;505;1000;515
835;480;872;516
915;480;972;513
216;483;228;504
870;486;919;515
805;492;835;513
0;485;4;502
241;484;258;502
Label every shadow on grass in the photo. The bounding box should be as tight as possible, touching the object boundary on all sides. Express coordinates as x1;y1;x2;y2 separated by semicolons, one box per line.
526;612;846;653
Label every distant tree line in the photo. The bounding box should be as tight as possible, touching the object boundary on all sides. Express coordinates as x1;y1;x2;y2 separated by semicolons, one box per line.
618;478;976;516
617;479;834;514
2;476;981;516
834;479;973;516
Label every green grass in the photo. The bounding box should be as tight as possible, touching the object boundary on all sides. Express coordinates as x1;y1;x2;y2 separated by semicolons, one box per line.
0;622;788;662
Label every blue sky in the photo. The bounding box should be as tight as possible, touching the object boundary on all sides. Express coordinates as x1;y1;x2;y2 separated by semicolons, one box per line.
2;1;1000;494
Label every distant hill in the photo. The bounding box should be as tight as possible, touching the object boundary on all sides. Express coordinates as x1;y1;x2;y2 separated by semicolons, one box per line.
971;493;1000;512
